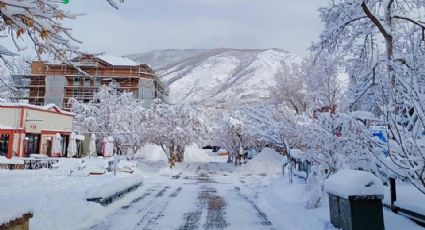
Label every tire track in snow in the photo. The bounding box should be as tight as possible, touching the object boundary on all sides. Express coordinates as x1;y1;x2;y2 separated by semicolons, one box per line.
178;185;228;230
236;191;275;229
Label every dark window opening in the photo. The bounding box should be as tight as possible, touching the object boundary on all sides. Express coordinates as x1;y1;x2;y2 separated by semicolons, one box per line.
24;134;40;157
0;134;10;157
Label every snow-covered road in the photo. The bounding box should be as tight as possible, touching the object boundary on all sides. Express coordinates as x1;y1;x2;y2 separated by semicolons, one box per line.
90;162;276;230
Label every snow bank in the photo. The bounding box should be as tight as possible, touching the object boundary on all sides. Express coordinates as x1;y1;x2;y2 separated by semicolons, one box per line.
117;160;137;173
384;182;425;216
184;145;213;162
135;145;167;161
86;175;143;199
242;148;284;175
0;156;24;164
77;157;109;175
0;198;33;225
325;169;384;199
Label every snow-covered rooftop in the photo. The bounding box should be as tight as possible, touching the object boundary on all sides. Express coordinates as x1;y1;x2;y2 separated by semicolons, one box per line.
351;110;381;121
324;169;384;199
97;55;138;66
0;103;75;116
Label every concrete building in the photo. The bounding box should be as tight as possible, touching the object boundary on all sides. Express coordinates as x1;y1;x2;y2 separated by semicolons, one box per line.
11;54;164;110
0;103;74;158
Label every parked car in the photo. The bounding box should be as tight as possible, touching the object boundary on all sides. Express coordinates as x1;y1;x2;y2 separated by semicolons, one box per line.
245;148;257;159
217;148;229;156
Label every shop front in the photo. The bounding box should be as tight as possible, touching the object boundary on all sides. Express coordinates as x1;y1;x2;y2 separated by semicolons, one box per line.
0;103;74;158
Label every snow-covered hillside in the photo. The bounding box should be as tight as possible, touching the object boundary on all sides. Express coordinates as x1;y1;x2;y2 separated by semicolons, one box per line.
127;49;304;107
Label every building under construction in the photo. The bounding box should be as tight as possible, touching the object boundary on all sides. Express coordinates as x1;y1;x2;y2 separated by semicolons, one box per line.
11;54;164;110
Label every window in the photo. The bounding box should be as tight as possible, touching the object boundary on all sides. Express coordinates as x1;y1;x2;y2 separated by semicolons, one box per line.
95;78;101;87
73;77;80;87
83;78;91;87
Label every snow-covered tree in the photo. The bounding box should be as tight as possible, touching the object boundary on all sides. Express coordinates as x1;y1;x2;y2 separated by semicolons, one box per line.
271;65;306;114
241;103;302;155
0;66;14;102
216;111;250;165
147;103;208;168
303;52;344;112
299;112;376;208
316;0;425;194
0;0;123;66
70;84;144;154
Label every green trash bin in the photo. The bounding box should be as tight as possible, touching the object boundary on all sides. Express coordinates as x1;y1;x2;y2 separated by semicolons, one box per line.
325;169;385;230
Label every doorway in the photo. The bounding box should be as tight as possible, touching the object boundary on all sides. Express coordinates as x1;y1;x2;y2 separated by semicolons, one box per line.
24;134;40;157
46;139;52;157
0;134;10;157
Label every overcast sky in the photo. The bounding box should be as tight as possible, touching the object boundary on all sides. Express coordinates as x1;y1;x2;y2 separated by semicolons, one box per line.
6;0;328;58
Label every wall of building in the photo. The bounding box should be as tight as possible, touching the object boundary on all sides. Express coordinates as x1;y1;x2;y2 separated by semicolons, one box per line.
0;107;22;129
23;109;73;134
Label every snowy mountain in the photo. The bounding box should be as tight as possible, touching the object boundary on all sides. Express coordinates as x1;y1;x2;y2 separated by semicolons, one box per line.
127;48;304;108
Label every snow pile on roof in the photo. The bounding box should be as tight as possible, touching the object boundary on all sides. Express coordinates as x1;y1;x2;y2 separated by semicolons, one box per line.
0;102;74;116
243;148;284;175
325;169;384;199
351;110;381;121
135;145;167;161
97;55;137;66
184;144;213;162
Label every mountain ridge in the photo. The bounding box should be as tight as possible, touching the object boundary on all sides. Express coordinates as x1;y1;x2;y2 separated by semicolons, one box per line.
127;48;304;108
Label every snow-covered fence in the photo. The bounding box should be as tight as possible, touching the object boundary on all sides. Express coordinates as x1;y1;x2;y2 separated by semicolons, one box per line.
0;157;24;170
23;158;59;170
288;150;311;180
383;178;425;226
86;177;143;206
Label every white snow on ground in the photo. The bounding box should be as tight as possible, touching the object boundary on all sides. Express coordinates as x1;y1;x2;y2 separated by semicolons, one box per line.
0;158;142;230
384;182;425;215
249;175;423;230
238;149;422;230
1;147;423;230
